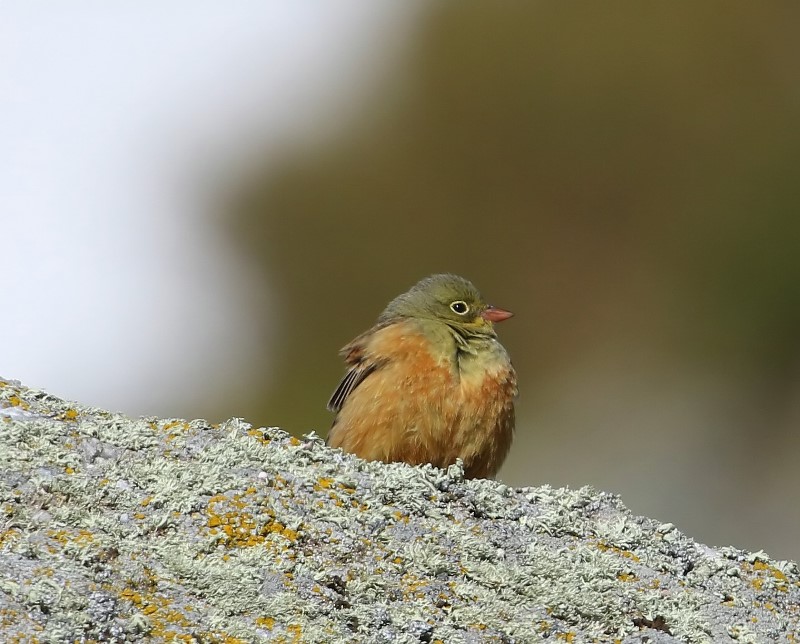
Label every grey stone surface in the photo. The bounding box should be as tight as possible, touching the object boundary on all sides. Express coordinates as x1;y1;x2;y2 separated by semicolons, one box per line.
0;378;798;643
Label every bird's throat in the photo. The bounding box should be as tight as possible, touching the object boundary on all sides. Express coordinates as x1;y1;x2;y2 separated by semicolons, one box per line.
447;324;495;356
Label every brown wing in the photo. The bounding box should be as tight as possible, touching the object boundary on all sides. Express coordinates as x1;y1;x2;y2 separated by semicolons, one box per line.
327;362;380;413
326;326;390;414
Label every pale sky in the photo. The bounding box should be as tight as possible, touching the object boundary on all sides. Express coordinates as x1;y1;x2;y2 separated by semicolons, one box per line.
1;3;420;415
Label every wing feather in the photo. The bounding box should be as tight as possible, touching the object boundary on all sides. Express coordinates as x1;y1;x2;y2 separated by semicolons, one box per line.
327;324;394;414
327;362;379;413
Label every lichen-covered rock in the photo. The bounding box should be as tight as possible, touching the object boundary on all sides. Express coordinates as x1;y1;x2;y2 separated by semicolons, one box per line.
1;378;798;643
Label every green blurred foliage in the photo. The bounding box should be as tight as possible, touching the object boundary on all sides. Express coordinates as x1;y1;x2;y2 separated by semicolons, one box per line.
222;1;800;442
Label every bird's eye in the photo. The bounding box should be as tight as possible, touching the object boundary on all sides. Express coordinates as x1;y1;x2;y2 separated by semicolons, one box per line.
450;300;469;315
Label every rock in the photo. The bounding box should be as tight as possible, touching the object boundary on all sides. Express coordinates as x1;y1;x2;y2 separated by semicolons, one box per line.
1;378;797;643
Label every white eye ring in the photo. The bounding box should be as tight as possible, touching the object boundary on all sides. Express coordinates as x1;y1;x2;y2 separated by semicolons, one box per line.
450;300;469;315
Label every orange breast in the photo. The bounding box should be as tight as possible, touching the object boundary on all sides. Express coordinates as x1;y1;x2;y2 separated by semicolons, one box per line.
328;320;516;479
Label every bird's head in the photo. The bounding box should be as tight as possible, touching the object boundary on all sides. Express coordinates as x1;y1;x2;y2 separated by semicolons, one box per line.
378;273;512;337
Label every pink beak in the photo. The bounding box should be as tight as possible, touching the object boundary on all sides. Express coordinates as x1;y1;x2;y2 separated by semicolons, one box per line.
481;306;514;322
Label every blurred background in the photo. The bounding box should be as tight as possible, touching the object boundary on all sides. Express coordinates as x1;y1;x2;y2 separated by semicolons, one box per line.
3;3;799;560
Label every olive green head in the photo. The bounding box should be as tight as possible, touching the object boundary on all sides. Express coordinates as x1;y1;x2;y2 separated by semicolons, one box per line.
378;273;512;335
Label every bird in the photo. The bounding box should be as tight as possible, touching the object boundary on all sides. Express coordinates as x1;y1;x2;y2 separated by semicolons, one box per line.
326;273;517;479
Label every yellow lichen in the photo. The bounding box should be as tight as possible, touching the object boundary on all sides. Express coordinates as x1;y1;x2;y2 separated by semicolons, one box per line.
7;395;30;410
256;616;276;630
